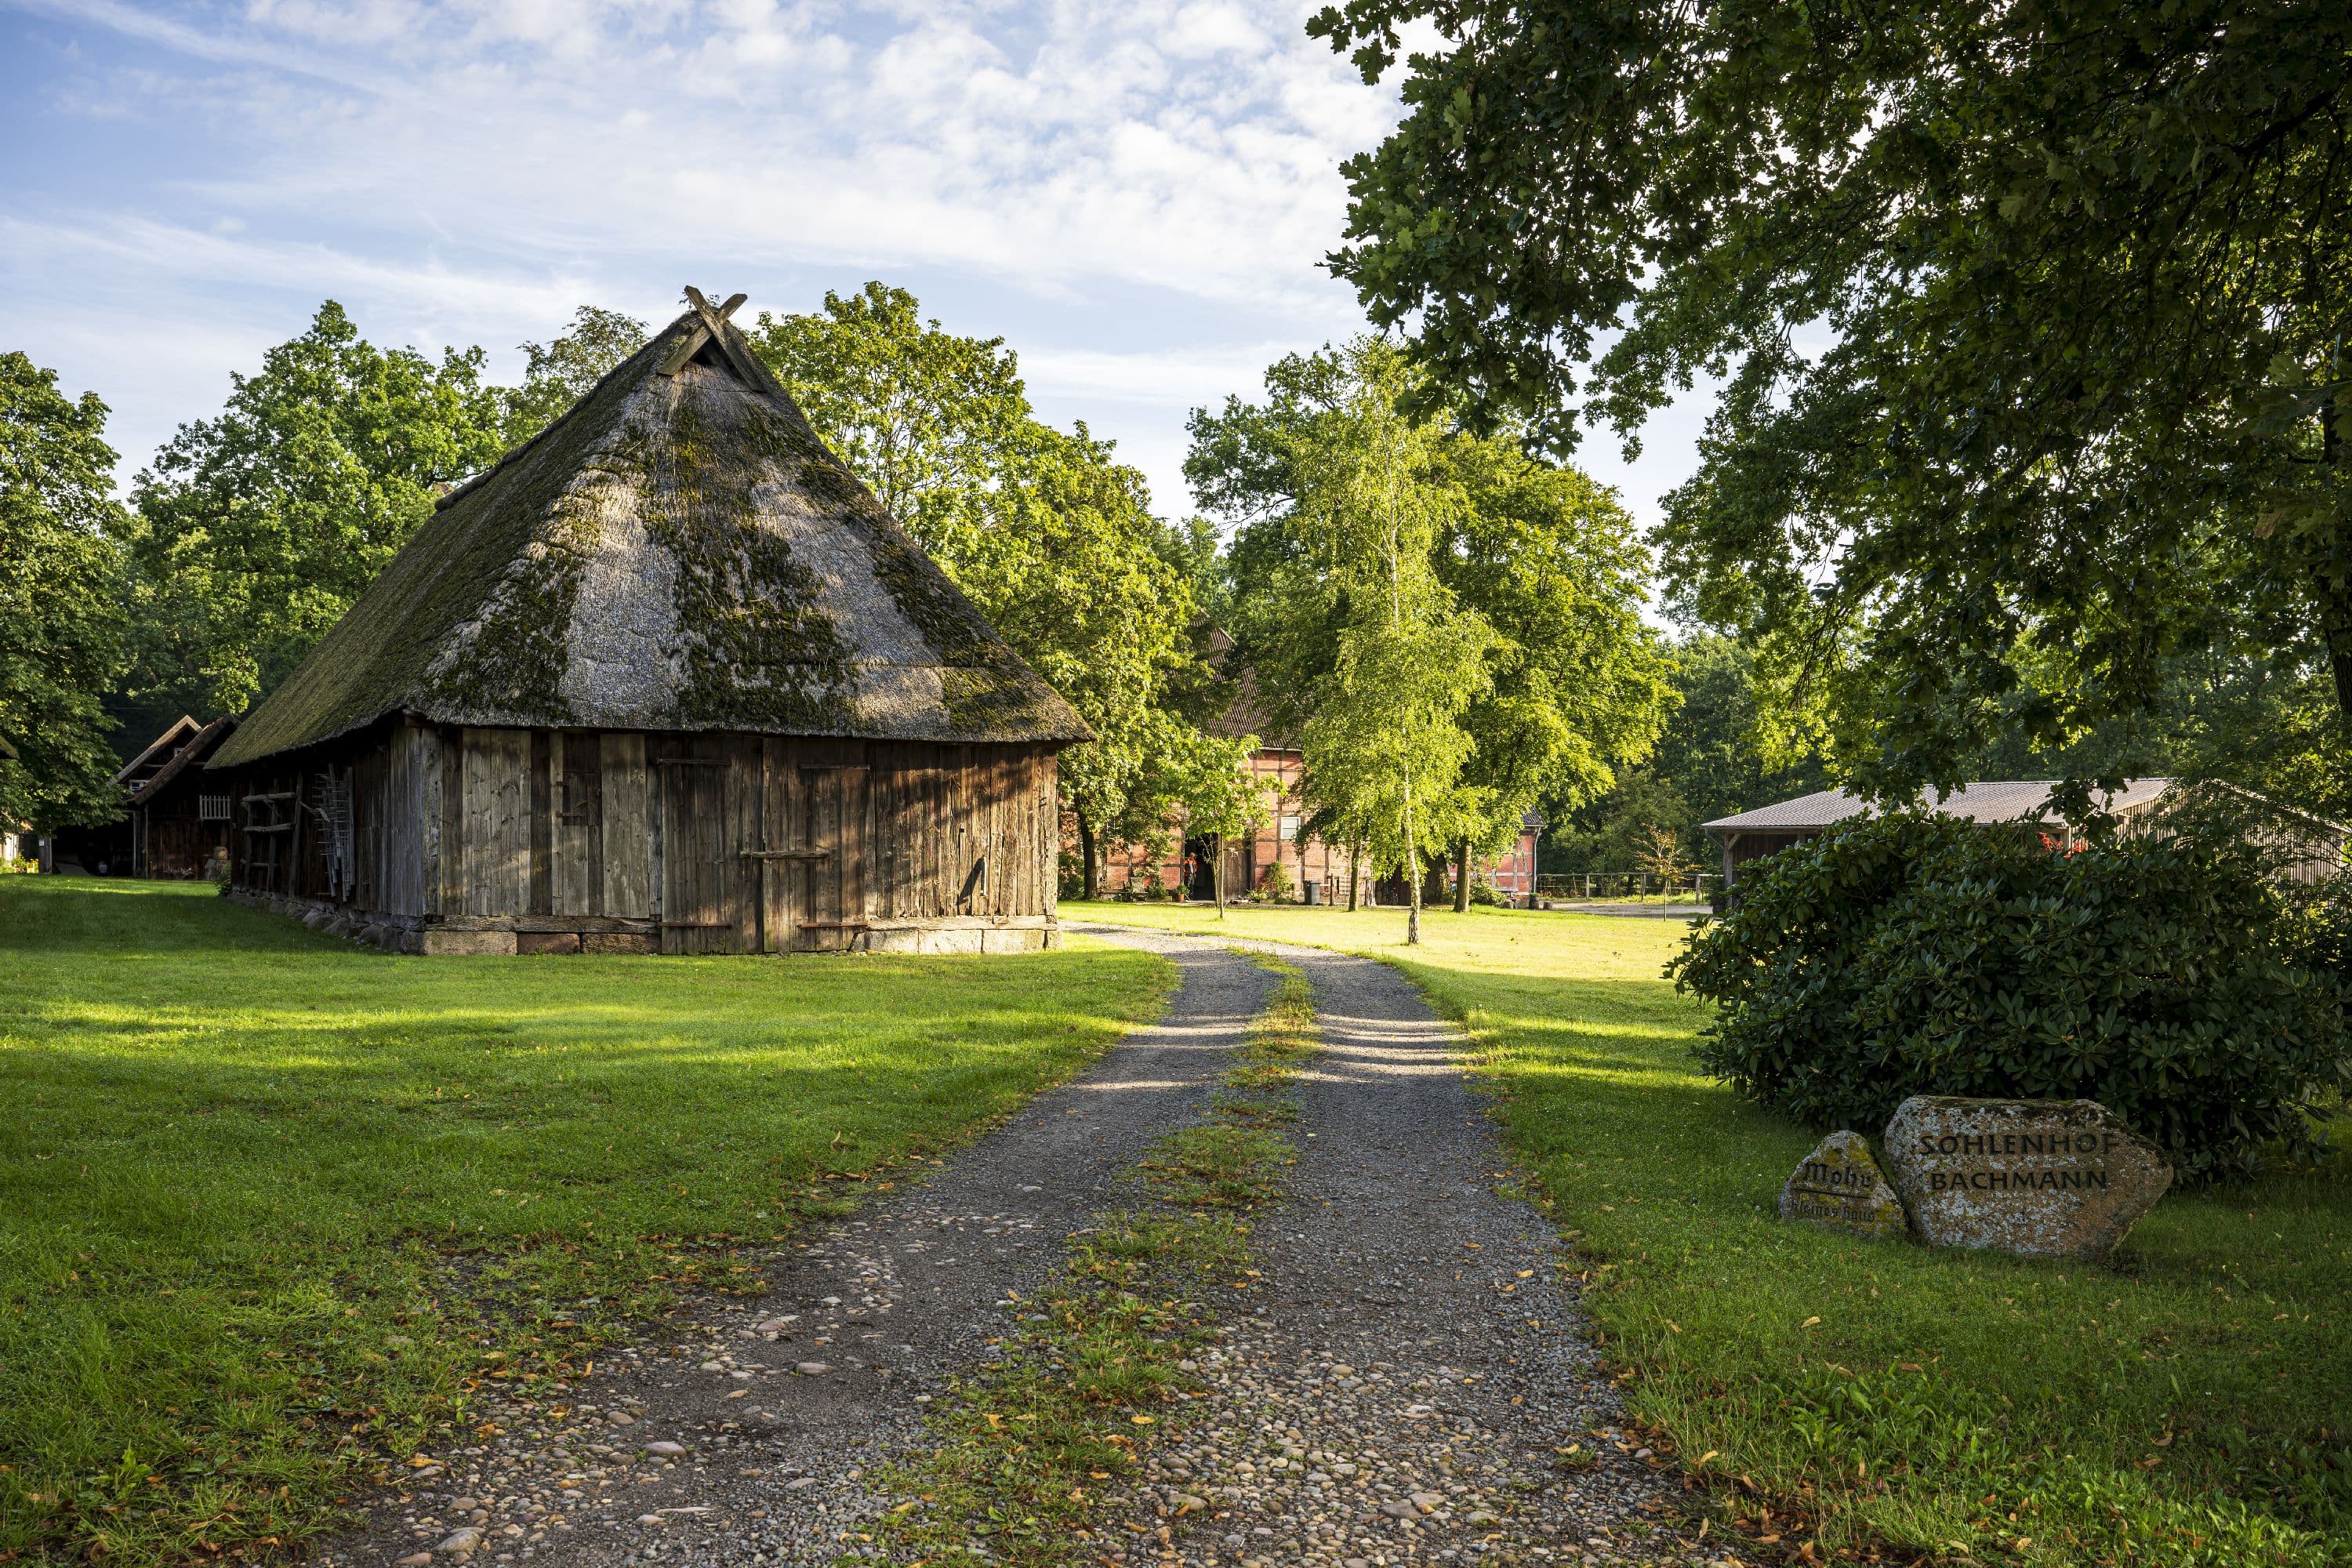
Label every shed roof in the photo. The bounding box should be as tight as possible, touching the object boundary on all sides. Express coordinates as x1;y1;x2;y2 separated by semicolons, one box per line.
1703;779;2176;833
113;716;203;789
212;292;1090;771
128;717;238;801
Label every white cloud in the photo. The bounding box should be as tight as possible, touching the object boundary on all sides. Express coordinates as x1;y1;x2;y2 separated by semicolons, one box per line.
4;0;1399;512
56;0;1382;319
2;0;1704;526
1022;341;1303;406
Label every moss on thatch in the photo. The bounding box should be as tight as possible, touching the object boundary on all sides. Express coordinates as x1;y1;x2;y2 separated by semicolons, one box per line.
211;307;1090;771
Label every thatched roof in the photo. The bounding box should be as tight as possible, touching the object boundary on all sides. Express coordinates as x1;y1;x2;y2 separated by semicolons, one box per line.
212;293;1090;771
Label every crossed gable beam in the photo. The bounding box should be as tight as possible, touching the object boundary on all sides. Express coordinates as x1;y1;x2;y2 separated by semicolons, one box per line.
657;286;755;379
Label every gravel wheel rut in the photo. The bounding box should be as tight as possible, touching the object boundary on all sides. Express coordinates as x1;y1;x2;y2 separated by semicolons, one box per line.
329;930;1716;1568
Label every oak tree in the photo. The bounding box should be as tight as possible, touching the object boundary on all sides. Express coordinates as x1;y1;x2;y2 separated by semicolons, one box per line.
501;306;649;447
1313;0;2352;791
0;353;132;833
125;302;506;715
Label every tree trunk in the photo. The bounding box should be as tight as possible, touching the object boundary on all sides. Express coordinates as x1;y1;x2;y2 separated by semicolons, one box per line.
1403;773;1421;946
1348;837;1361;911
1076;814;1100;903
1406;853;1421;946
1452;838;1471;913
2321;383;2352;728
2326;608;2352;726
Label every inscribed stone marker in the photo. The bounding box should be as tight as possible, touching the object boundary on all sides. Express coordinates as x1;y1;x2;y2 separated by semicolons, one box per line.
1882;1096;2172;1260
1777;1130;1907;1239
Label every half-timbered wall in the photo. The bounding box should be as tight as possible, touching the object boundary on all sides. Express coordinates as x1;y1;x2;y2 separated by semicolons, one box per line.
222;722;1062;955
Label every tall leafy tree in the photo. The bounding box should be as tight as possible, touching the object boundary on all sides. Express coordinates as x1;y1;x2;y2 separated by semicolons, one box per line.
750;284;1220;896
967;423;1221;898
747;283;1033;556
1312;0;2352;793
1214;339;1499;942
501;306;649;447
125;302;506;715
1193;338;1669;915
0;354;132;833
1432;441;1671;906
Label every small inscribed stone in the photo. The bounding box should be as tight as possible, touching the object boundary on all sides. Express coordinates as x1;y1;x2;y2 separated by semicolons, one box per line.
1777;1130;1907;1240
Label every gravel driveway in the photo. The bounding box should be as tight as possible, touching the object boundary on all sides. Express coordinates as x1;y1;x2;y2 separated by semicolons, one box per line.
1074;931;1710;1568
323;929;1715;1568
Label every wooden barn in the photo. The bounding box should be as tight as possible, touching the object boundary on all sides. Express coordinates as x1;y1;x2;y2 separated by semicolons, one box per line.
205;289;1091;955
115;714;240;877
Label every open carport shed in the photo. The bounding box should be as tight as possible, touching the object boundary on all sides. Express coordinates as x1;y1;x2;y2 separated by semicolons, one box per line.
1701;779;2183;891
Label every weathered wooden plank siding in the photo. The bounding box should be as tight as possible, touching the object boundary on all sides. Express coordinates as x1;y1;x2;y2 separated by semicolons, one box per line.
219;729;1062;949
414;724;444;918
550;733;586;917
439;728;465;914
1040;751;1059;917
462;728;532;916
383;724;432;916
528;731;554;916
755;739;797;951
729;735;762;948
601;733;651;917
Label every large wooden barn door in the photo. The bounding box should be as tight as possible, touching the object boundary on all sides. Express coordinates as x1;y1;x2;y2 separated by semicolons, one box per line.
797;755;867;950
764;739;866;952
657;750;744;954
750;741;807;952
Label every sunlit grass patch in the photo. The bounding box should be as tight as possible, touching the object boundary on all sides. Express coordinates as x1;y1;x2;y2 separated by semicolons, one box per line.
0;878;1172;1566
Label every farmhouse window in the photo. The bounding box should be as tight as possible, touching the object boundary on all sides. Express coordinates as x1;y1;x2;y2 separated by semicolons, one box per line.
198;794;231;821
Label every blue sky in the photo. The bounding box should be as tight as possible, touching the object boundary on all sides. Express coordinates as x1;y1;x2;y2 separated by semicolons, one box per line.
1;0;1708;539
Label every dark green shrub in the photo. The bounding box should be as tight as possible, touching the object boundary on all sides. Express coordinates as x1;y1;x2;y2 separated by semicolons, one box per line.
1671;813;2350;1179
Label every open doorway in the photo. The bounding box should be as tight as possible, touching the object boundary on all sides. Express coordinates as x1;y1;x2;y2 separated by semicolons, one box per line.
1180;835;1218;901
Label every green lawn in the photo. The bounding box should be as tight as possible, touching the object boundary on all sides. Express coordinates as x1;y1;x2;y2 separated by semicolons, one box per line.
0;879;1172;1565
1067;901;2352;1567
